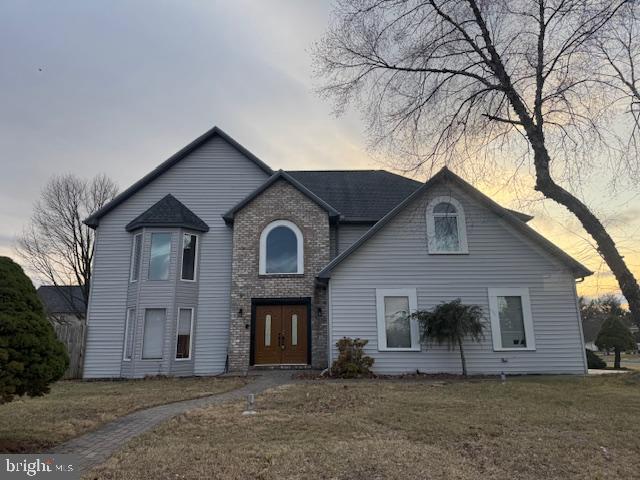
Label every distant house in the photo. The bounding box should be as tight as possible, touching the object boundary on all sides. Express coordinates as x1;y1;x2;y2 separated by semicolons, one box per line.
37;285;86;324
36;285;87;379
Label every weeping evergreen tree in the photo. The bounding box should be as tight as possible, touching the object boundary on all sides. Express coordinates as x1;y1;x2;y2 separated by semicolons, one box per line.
413;300;484;376
0;257;68;404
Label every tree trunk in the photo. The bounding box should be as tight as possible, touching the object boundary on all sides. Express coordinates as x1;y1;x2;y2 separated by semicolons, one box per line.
528;138;640;328
614;347;621;369
472;18;640;328
458;337;467;377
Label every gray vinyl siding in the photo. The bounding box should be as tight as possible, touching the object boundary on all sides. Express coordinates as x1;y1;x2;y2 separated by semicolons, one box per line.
84;136;269;378
336;224;374;254
328;183;587;375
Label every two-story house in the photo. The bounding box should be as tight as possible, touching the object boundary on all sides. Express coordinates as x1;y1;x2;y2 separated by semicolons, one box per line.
83;126;591;378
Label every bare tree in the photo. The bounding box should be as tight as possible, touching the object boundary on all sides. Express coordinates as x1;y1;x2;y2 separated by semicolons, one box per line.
17;174;118;319
314;0;640;325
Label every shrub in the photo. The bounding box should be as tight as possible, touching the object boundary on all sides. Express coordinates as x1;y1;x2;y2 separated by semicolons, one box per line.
586;349;606;369
330;337;374;378
0;257;68;404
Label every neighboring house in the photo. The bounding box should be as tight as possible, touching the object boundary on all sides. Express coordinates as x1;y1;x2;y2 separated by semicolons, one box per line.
82;126;592;378
37;285;87;379
37;285;86;324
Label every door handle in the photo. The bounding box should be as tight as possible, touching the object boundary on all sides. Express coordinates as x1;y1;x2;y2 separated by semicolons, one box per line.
279;333;286;350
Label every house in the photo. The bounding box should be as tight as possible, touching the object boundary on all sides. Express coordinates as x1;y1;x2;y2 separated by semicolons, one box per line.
37;285;86;324
37;285;87;379
82;126;592;378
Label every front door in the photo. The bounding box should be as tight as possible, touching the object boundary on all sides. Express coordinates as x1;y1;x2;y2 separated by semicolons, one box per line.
254;304;308;365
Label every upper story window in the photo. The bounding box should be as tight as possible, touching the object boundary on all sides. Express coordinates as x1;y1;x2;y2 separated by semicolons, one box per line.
129;233;142;282
149;233;171;280
426;196;468;254
180;233;198;281
488;287;536;351
259;220;304;275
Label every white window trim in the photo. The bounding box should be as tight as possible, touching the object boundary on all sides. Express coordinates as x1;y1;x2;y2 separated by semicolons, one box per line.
426;196;469;254
179;233;199;282
175;307;195;361
488;287;536;351
259;219;304;275
123;307;136;361
376;288;420;352
141;308;166;360
148;231;172;281
129;233;142;283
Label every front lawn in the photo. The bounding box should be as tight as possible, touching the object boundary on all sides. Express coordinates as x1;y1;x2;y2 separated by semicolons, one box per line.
0;376;247;453
87;374;640;480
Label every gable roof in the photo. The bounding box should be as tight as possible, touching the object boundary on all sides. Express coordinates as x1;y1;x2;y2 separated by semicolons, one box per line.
37;285;86;315
223;170;341;223
125;194;209;232
288;170;533;224
85;126;273;228
317;167;592;280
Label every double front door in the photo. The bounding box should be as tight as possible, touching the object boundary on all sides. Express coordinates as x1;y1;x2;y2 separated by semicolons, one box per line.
254;304;308;365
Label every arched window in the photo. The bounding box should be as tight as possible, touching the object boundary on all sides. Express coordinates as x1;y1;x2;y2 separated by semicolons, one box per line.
259;220;304;274
426;196;468;254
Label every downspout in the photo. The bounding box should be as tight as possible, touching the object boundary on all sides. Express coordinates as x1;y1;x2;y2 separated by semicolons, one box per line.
572;278;588;375
327;278;333;369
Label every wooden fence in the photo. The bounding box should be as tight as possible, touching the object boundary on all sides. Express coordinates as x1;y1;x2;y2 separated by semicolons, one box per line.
53;322;85;379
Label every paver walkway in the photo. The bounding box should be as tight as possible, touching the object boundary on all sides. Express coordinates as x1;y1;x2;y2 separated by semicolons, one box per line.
52;371;292;474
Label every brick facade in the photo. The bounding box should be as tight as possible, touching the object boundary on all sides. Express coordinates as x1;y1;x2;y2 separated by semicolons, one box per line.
228;179;330;373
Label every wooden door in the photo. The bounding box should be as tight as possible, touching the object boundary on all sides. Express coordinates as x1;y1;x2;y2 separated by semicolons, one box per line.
281;305;308;364
254;304;308;365
254;305;283;365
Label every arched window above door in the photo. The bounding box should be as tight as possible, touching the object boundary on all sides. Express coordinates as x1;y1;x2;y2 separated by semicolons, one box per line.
259;220;304;274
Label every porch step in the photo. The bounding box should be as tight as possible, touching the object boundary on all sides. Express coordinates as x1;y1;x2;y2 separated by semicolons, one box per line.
250;364;314;371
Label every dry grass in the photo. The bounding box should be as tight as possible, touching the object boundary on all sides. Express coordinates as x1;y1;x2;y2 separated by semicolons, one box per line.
0;376;246;453
86;374;640;480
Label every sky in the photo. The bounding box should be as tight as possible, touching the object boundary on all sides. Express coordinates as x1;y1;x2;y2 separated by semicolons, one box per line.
0;0;638;301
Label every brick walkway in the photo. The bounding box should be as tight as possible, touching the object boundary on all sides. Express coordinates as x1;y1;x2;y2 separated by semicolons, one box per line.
52;372;292;474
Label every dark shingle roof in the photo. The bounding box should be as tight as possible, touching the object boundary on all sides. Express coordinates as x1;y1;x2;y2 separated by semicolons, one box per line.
37;286;86;315
125;194;209;232
288;170;533;223
286;170;423;223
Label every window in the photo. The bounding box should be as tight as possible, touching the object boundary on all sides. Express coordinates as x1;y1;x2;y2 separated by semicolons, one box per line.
291;314;298;346
376;289;420;351
265;314;272;346
149;233;171;280
175;308;193;360
259;220;304;274
180;234;198;281
123;308;136;361
129;233;142;282
426;197;468;254
488;288;536;351
142;308;166;359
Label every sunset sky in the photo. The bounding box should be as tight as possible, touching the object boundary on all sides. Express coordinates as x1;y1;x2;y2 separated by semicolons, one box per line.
1;0;638;301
